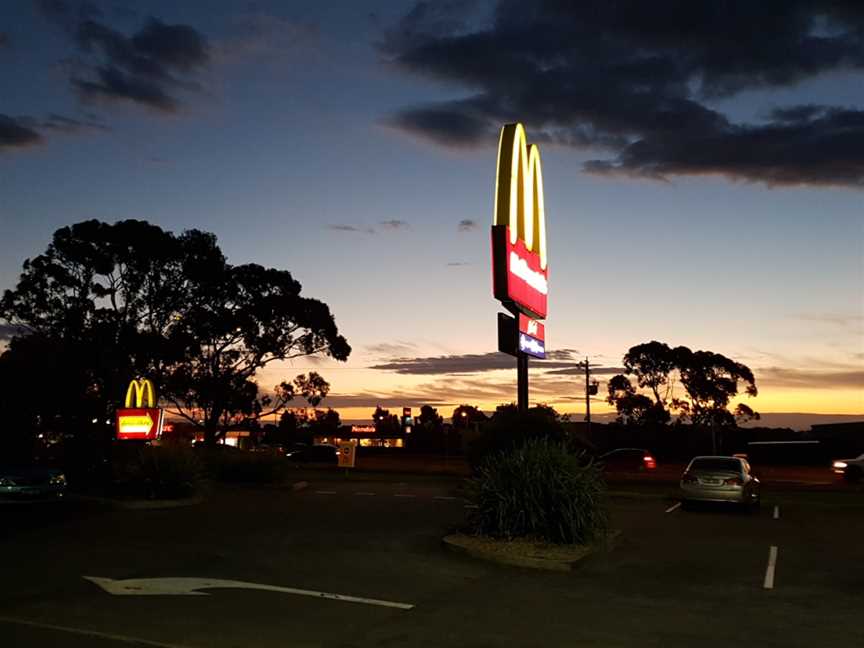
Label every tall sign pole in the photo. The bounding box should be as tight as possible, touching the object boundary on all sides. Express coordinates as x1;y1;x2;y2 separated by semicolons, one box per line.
585;357;591;434
491;123;548;412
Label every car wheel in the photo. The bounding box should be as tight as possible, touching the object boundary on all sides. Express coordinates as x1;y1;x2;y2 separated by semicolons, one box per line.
845;466;862;483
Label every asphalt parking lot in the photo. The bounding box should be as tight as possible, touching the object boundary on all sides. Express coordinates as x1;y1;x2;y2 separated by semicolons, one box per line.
1;476;861;647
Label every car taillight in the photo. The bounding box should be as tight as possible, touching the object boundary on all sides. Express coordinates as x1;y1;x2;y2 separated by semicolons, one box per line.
643;455;656;469
724;477;743;486
682;473;697;484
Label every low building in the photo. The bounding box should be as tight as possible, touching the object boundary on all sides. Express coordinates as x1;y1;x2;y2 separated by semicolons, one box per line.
313;424;405;448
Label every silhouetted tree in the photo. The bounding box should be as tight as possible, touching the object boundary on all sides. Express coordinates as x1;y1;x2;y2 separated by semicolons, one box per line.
308;408;342;437
452;404;487;428
417;404;444;431
606;341;758;429
372;407;400;435
606;374;670;427
0;220;351;445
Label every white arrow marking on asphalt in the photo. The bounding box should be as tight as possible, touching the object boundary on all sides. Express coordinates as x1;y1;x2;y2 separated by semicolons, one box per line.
83;577;414;610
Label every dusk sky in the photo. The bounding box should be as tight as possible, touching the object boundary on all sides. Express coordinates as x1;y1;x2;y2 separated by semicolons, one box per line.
2;1;862;427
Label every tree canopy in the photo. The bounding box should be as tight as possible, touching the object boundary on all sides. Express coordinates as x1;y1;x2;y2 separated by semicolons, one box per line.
0;219;351;444
607;341;758;428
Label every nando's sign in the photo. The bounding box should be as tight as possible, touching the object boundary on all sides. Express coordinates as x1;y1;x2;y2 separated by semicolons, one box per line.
116;378;164;441
492;123;548;320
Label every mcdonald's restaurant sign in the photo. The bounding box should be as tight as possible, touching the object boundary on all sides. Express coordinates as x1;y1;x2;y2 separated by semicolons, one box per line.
115;378;164;441
492;123;548;320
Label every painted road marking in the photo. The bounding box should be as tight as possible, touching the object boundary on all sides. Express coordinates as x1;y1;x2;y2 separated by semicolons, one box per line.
0;615;194;648
314;490;337;495
433;496;458;501
394;494;416;498
355;492;376;496
773;505;780;519
763;546;778;590
84;577;415;610
665;502;681;513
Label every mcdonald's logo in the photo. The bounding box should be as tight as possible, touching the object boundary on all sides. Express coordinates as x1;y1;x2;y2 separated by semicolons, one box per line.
491;123;548;319
116;377;163;441
125;378;156;408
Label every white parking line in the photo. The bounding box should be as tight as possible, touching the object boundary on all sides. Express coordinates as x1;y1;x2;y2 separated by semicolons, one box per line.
354;492;376;496
314;490;337;495
433;496;458;501
763;546;778;589
773;505;780;519
665;502;681;514
394;494;416;498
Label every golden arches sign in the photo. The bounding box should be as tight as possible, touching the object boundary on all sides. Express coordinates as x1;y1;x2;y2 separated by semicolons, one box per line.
124;378;156;408
493;123;547;271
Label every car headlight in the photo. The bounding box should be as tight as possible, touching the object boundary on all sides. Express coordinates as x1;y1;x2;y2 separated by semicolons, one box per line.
49;474;67;486
833;461;848;469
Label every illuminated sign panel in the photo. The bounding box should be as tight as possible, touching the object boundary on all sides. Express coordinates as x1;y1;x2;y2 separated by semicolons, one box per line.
116;378;163;441
492;123;548;320
116;407;164;440
350;425;376;434
518;314;545;342
517;313;545;359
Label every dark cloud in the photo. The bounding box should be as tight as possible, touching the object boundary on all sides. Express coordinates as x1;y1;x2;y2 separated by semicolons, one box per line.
365;341;419;357
71;16;209;112
39;113;110;133
327;224;377;234
757;366;864;390
369;348;582;375
379;219;409;230
382;1;864;188
0;115;44;151
458;219;477;231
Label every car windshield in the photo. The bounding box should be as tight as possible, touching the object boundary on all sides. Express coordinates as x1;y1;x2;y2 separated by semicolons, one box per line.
690;458;742;473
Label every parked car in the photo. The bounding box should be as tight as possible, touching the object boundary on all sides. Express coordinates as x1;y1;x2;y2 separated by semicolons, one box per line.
599;448;657;472
0;465;67;503
680;456;760;510
832;453;864;482
283;444;338;464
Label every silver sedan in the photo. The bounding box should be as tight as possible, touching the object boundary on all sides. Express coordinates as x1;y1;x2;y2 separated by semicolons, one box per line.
680;456;760;510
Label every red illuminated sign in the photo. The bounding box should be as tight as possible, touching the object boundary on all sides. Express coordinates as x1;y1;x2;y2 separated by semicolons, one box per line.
518;314;545;342
492;226;548;319
116;408;164;440
491;123;548;321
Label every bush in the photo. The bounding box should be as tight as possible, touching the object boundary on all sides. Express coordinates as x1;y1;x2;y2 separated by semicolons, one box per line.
112;443;204;499
466;405;566;471
467;438;608;544
198;448;290;483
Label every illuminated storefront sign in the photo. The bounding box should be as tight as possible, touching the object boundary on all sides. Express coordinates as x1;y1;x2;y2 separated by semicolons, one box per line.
350;425;376;434
518;313;546;359
492;123;548;320
116;378;164;441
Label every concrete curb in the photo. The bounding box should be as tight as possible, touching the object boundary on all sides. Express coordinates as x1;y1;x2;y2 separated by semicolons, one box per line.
443;532;619;572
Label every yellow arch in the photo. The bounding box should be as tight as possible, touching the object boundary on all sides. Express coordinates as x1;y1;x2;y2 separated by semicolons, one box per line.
125;378;156;408
493;123;547;270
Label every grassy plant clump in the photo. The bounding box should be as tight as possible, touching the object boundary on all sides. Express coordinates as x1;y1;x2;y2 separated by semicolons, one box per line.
468;438;608;544
113;442;205;499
